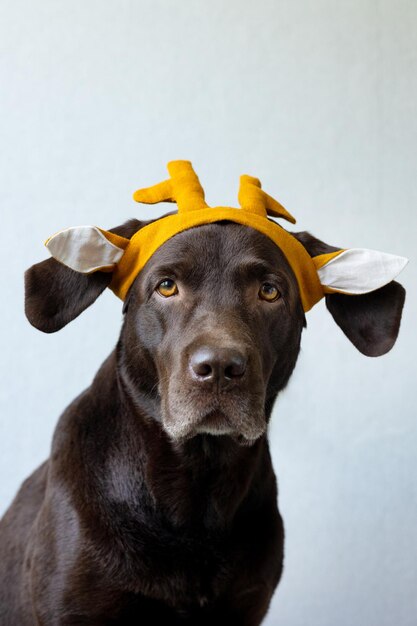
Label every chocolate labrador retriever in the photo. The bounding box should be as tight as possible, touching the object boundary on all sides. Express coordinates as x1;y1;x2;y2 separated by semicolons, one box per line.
0;218;405;625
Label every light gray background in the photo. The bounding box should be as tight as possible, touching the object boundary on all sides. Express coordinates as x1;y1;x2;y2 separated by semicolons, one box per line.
0;1;416;625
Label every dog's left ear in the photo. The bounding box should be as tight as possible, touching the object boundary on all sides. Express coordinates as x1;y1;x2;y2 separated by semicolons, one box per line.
293;231;407;357
25;219;143;333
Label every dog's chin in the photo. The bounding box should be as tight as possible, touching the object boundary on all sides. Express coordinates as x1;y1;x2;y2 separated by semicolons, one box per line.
161;405;266;447
193;409;234;436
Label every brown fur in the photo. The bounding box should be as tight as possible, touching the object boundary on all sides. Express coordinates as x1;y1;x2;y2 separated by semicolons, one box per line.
0;220;405;625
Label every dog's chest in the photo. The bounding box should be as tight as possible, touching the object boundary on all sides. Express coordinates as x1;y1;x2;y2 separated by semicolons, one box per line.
108;514;235;609
150;530;232;601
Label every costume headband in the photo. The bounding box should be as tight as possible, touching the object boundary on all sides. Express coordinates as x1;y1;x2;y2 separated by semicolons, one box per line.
45;160;407;312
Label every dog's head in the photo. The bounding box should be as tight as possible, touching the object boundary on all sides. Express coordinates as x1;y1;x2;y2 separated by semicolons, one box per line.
24;217;406;446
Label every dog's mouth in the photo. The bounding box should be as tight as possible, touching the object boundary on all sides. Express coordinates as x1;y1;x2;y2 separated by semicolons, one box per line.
161;387;267;446
194;408;234;436
194;409;261;447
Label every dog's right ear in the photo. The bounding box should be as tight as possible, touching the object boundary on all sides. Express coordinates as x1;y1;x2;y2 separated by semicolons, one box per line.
25;219;144;333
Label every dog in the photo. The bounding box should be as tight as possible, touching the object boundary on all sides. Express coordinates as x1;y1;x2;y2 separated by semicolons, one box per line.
0;214;405;625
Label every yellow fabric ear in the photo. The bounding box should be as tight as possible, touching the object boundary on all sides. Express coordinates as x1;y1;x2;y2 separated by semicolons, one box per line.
312;249;346;272
313;248;408;295
45;226;129;274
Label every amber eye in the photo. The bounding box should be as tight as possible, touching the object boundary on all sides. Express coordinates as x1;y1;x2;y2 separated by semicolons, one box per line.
156;278;178;298
259;283;280;302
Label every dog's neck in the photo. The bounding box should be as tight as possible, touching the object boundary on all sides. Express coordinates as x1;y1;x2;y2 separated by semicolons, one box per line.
83;349;275;532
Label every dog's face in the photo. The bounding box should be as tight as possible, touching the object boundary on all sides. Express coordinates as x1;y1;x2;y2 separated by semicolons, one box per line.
119;223;305;445
24;216;406;445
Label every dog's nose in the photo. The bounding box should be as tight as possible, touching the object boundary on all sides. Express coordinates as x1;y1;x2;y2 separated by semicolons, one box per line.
189;346;247;387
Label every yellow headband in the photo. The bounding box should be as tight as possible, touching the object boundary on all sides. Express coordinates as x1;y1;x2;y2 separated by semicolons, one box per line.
45;160;408;312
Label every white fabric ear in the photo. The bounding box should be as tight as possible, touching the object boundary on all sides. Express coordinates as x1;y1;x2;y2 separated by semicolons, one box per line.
318;248;408;294
45;226;125;273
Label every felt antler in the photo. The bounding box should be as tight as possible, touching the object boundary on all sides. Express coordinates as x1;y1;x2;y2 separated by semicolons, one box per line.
238;175;296;224
133;160;209;213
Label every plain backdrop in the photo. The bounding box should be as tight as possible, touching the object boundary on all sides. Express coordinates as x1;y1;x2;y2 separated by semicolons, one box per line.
0;1;416;625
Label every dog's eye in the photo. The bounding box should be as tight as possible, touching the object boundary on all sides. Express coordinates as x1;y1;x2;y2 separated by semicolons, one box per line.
259;283;280;302
156;279;178;298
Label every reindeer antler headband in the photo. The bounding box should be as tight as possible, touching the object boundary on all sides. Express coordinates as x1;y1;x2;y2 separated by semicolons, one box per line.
45;160;407;312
